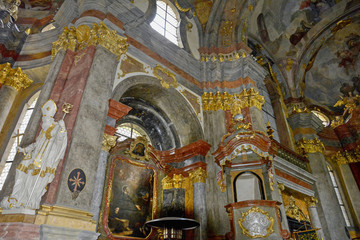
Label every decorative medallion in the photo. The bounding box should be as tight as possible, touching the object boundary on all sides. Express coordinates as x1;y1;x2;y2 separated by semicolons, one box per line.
68;168;86;199
153;65;179;89
238;207;274;238
128;136;150;161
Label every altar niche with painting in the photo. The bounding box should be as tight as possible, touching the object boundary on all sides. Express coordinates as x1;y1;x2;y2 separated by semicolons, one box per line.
107;159;155;238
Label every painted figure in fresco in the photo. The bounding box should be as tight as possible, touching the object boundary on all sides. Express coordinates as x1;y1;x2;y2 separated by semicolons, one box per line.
1;99;67;210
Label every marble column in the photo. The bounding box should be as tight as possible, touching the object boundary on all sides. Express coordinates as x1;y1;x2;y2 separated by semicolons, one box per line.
305;196;325;239
190;167;207;240
90;100;131;224
0;85;17;133
288;112;348;240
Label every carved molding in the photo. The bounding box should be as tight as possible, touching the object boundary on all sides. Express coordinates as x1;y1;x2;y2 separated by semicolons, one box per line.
101;133;117;152
51;22;129;60
0;63;33;91
296;138;325;154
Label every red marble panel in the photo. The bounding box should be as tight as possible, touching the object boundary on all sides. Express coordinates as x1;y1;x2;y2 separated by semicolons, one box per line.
275;169;312;190
104;125;117;136
44;46;96;204
108;99;132;120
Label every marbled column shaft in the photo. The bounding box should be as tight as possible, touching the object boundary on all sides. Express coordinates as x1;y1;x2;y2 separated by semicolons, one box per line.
0;85;17;133
308;206;325;239
193;182;207;240
308;152;348;240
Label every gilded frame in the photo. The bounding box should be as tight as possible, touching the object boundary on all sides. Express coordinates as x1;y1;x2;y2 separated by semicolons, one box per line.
238;206;274;238
101;154;159;240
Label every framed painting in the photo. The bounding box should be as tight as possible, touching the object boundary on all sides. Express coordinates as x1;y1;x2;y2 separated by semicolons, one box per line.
101;156;158;239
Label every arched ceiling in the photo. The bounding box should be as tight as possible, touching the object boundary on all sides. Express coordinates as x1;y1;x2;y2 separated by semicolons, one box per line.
12;0;360;116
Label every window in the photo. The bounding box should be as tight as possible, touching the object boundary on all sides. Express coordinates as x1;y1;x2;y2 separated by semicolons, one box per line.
312;110;330;127
233;171;265;202
327;165;351;226
150;0;180;45
115;122;150;143
0;93;39;190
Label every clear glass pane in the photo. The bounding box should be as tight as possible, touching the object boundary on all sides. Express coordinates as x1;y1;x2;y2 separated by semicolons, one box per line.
167;13;178;25
153;14;165;27
157;6;166;19
165;32;177;44
157;1;166;10
0;163;13;190
334;188;343;204
150;22;165;35
167;5;177;18
165;23;177;36
341;206;351;226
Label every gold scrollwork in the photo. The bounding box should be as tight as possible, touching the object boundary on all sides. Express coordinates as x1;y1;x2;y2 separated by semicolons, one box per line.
0;63;33;91
285;196;309;222
202;89;265;115
238;207;274;238
174;0;191;12
153;65;179;89
331;146;360;165
189;167;207;183
162;174;186;189
296;138;325;154
101;133;117;152
51;22;129;60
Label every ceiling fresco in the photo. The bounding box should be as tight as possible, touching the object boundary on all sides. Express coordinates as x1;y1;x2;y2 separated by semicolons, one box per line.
304;17;360;113
19;0;62;11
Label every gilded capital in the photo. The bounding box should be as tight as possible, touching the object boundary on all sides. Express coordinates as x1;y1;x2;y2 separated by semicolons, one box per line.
201;88;264;114
331;148;360;165
101;133;117;152
52;22;129;60
0;64;33;91
162;174;186;189
296;138;324;154
305;196;318;207
189;167;207;183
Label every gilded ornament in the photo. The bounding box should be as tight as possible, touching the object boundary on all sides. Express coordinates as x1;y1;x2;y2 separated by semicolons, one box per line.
331;148;360;165
174;0;191;12
296;138;324;154
127;136;150;161
334;93;360;118
153;65;179;89
331;18;353;33
101;133;117;152
331;116;344;128
0;65;33;92
201;89;264;114
305;196;318;207
162;174;186;189
238;207;274;238
285;196;309;222
189;168;207;183
51;22;128;60
278;183;285;193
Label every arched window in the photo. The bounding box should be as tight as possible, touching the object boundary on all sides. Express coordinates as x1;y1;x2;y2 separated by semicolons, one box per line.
327;164;351;226
150;0;180;45
115;122;150;143
0;92;39;190
233;171;265;202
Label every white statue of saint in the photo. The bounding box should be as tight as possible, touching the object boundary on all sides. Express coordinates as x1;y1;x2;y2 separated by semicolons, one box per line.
1;99;67;211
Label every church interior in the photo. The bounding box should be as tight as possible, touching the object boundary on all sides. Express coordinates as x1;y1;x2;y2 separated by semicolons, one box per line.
0;0;360;239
